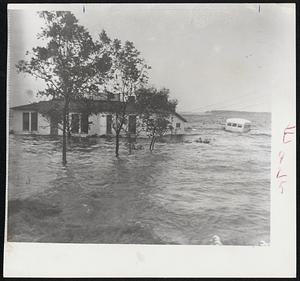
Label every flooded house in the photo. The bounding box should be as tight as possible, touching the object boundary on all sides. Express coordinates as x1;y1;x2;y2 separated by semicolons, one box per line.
9;94;187;137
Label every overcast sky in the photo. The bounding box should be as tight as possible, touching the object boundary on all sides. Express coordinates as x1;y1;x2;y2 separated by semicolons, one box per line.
8;4;295;112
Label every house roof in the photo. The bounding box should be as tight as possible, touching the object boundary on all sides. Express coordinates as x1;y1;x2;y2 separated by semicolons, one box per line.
10;99;137;114
226;118;251;124
10;102;46;111
174;112;187;122
10;99;187;122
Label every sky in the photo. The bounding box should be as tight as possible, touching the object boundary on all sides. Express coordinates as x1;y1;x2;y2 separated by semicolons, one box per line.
7;4;295;112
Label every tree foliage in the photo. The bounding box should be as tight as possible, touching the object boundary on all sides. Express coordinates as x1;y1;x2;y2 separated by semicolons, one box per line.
16;11;111;100
97;30;151;156
136;87;178;151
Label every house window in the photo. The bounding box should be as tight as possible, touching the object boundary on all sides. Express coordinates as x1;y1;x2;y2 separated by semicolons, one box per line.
31;112;38;131
128;96;135;103
106;115;112;134
176;122;181;128
128;115;137;134
81;113;89;134
71;114;80;133
107;93;114;101
23;112;29;131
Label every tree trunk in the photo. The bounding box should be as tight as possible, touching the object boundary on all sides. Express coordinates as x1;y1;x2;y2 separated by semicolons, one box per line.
149;137;153;151
128;134;132;155
115;109;126;157
115;132;120;157
67;106;71;143
152;136;156;151
62;96;68;165
149;136;156;151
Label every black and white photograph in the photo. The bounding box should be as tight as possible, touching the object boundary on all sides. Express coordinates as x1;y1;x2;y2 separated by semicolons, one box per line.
4;3;296;277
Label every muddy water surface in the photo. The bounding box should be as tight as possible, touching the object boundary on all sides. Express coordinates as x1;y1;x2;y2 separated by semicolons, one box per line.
7;111;271;245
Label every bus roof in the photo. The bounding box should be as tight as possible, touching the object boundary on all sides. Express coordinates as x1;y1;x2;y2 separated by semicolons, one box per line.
226;118;251;124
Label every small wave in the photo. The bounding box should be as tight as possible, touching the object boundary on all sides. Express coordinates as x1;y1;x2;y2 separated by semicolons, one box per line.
249;132;271;137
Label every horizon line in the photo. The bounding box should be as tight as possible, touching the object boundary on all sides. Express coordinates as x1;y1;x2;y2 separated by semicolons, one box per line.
179;109;272;114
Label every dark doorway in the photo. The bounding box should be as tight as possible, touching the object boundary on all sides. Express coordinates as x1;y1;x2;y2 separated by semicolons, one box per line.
128;115;136;134
22;112;29;131
81;113;89;134
106;115;112;134
31;112;38;131
71;114;80;133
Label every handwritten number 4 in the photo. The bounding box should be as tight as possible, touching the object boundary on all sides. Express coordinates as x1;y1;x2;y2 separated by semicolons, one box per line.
278;151;285;164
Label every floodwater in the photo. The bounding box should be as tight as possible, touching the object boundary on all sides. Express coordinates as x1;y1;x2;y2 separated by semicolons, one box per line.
7;111;271;245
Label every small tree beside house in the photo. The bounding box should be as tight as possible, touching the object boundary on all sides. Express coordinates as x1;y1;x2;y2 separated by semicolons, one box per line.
98;31;151;157
136;87;178;151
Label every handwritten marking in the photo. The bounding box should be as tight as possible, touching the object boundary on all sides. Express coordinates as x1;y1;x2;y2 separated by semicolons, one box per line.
282;124;296;144
278;151;285;164
278;181;287;194
276;169;287;179
276;124;295;194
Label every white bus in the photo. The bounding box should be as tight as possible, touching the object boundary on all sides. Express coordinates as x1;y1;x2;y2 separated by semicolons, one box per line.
225;118;251;133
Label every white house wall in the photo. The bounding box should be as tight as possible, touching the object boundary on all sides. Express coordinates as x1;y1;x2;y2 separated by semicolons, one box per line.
99;113;108;135
38;113;51;135
9;110;23;133
170;115;186;135
133;114;186;137
9;110;50;135
10;110;186;137
88;113;110;136
89;113;100;135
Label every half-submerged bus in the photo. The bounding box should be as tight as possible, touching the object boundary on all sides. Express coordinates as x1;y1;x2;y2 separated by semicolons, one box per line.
225;118;251;133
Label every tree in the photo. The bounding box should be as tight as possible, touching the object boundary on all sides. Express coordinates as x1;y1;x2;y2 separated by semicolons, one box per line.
122;114;145;154
16;11;111;165
136;87;178;151
98;31;150;157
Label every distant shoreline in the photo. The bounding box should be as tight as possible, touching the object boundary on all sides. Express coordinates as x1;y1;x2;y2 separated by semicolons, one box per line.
179;110;272;115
